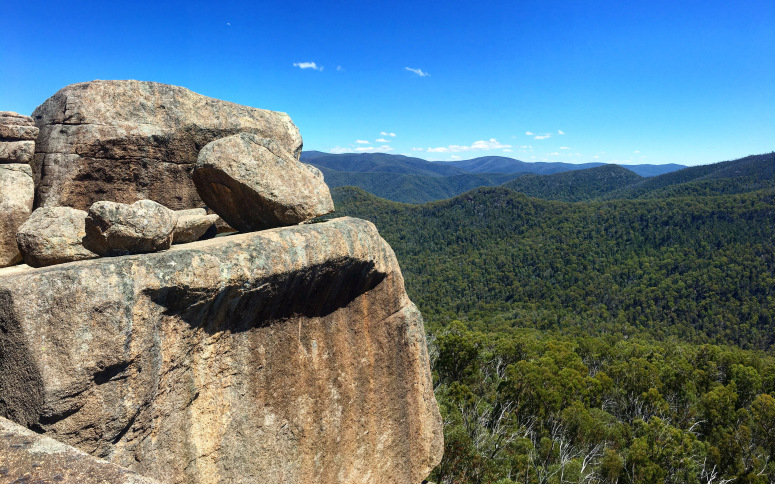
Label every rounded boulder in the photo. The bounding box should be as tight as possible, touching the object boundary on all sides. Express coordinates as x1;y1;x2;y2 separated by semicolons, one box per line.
83;200;177;256
192;133;334;232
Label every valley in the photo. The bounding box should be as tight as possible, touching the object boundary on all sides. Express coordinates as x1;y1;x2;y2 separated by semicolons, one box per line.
319;151;775;483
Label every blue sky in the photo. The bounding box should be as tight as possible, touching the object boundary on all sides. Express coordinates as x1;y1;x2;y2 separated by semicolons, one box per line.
2;0;773;166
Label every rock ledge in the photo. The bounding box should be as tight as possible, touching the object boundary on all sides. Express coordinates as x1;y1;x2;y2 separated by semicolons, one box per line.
0;217;443;484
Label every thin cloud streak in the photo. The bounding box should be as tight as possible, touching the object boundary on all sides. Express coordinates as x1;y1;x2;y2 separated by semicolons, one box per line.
405;67;430;77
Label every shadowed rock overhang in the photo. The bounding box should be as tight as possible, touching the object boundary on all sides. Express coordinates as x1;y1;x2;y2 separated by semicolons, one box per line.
0;217;443;484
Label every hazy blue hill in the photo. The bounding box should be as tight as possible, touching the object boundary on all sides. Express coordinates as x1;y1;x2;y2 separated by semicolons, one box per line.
625;163;686;177
318;167;519;203
303;151;686;178
436;155;604;174
605;152;775;200
300;151;467;176
501;164;643;202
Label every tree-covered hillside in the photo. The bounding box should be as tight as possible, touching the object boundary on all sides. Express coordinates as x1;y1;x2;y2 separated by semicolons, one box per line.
501;165;643;202
604;153;775;200
327;185;775;482
330;186;775;350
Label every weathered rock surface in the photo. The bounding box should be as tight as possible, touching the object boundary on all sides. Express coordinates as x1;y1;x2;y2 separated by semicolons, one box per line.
193;133;334;231
0;111;35;126
16;206;98;267
172;208;218;244
0;124;40;141
0;217;443;483
0;416;159;484
0;164;34;267
32;80;304;211
0;140;34;163
84;199;177;256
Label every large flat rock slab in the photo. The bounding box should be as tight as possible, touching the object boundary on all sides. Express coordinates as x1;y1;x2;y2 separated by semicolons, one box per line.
0;416;158;483
0;217;442;483
32;80;304;211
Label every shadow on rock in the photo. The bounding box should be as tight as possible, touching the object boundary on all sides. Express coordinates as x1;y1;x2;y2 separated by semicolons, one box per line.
144;257;386;334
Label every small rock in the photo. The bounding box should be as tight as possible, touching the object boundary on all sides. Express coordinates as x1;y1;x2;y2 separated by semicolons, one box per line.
0;140;35;163
83;200;177;256
0;111;35;126
193;133;334;232
172;208;219;244
0;164;34;267
0;125;39;141
16;207;98;268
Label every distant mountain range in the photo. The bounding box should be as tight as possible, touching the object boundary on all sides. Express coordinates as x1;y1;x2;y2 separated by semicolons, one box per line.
303;150;772;204
301;151;685;177
436;155;684;177
301;151;466;176
315;168;518;204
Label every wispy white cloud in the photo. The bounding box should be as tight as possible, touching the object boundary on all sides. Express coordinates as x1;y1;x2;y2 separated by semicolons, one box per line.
412;147;424;151
558;130;565;135
502;149;512;152
380;131;397;137
560;147;570;150
356;140;370;144
337;66;343;71
293;62;323;71
375;138;390;143
450;155;460;159
426;138;512;153
405;67;430;77
547;152;560;155
226;22;231;26
330;147;353;154
633;150;640;153
527;130;555;140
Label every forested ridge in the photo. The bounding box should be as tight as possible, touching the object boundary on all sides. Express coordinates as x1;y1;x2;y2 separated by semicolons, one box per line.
501;165;643;202
325;164;775;482
315;167;519;203
332;186;775;350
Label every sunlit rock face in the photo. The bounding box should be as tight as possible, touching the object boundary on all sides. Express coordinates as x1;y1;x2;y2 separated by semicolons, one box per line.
0;217;443;484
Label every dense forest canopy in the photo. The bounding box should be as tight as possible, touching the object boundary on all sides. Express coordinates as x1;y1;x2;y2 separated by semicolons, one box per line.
323;153;775;483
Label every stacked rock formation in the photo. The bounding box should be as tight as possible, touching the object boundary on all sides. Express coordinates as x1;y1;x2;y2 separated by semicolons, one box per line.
0;81;442;483
32;80;304;211
0;112;37;267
